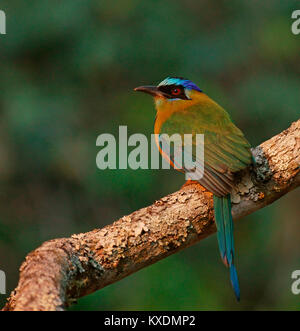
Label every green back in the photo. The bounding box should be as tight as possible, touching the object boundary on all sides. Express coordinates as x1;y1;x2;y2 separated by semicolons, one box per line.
158;103;252;196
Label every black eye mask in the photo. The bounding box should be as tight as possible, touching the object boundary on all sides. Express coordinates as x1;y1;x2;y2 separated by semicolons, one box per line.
157;84;190;100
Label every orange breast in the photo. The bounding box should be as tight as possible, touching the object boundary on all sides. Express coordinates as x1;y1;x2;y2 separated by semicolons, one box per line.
154;105;183;172
153;91;209;171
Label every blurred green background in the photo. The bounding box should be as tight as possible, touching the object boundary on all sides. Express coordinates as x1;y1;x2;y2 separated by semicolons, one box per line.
0;0;299;310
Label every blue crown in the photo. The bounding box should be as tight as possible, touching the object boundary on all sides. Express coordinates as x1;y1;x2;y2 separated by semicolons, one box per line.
158;77;202;92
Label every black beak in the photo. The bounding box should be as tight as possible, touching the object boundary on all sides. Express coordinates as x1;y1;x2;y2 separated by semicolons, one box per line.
134;85;162;97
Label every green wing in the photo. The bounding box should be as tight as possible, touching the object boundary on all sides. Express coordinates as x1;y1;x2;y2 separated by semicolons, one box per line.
158;103;252;196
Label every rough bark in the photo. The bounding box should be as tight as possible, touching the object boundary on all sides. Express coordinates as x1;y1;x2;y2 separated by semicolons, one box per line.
3;120;300;311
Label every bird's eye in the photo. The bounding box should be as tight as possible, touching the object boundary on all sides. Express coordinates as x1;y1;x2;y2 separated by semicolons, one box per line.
171;87;181;96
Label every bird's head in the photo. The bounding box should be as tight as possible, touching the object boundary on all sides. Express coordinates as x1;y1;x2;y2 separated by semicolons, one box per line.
134;77;203;110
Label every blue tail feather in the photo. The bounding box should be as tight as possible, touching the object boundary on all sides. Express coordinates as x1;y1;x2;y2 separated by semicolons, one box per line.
230;264;240;301
213;194;240;301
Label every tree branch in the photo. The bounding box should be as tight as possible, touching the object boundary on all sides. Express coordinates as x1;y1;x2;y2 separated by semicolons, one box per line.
3;120;300;311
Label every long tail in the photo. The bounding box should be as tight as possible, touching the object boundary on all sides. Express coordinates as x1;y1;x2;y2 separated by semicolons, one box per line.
213;194;240;301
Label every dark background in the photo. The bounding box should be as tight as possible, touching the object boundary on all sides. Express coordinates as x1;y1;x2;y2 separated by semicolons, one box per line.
0;0;299;310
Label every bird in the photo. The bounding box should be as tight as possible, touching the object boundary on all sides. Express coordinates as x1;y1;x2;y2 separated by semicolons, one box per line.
134;77;253;301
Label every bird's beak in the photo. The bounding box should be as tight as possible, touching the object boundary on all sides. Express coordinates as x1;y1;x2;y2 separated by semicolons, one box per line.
134;85;163;97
